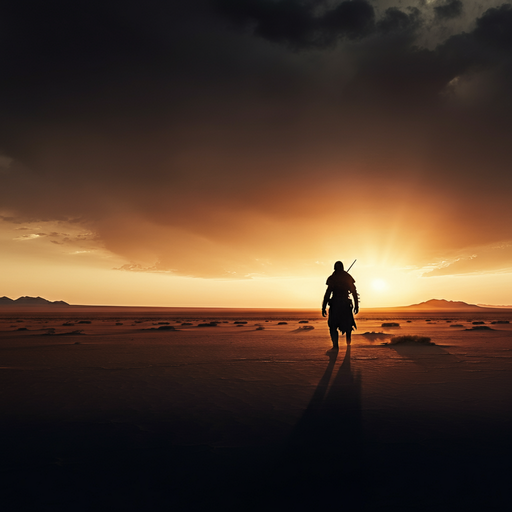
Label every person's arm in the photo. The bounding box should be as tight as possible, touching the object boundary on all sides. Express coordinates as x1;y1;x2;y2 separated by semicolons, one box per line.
322;286;332;317
350;283;359;314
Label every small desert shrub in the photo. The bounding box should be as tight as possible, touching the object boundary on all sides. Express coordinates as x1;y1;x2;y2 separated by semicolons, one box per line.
389;335;432;345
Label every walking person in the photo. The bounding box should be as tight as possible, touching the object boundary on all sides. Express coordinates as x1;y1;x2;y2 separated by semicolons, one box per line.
322;261;359;349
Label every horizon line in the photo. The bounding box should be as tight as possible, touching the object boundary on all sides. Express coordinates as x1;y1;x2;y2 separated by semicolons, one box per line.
2;303;512;311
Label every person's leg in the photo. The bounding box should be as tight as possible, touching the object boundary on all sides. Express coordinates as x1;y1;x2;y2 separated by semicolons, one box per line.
346;329;352;345
329;326;339;350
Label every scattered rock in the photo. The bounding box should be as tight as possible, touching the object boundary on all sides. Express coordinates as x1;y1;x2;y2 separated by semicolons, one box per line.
298;320;309;324
198;322;217;327
16;327;28;331
491;320;510;324
382;322;400;327
116;322;123;325
277;322;288;325
144;325;177;331
181;322;193;326
297;325;314;331
256;326;265;330
62;322;74;326
472;321;485;325
77;320;91;324
466;326;493;331
362;331;393;341
234;321;247;325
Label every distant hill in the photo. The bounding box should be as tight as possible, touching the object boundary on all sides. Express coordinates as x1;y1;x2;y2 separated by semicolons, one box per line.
0;296;70;307
402;299;484;310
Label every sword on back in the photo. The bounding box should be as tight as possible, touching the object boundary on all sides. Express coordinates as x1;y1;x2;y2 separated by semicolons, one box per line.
347;259;357;272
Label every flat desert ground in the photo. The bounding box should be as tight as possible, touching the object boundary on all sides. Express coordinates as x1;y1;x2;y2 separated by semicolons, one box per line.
1;308;512;511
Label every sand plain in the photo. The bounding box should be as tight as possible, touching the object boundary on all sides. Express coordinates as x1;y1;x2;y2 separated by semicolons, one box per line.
1;308;512;511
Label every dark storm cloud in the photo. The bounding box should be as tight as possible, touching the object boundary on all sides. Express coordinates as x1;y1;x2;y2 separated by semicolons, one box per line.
214;0;375;48
376;6;422;34
473;3;512;50
434;0;463;21
2;1;512;277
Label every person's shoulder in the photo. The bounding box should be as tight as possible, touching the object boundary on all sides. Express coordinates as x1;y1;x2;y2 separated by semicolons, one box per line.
344;271;355;284
326;272;336;285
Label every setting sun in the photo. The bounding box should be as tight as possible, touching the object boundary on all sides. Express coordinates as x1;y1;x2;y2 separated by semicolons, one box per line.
371;279;388;292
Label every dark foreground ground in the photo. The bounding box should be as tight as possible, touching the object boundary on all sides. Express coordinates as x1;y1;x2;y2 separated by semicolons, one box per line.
1;309;512;511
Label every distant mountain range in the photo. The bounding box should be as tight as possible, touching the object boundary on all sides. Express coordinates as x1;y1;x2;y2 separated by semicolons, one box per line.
0;296;69;307
0;296;509;310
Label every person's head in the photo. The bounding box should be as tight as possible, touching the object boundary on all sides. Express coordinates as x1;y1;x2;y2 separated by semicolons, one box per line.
334;261;344;272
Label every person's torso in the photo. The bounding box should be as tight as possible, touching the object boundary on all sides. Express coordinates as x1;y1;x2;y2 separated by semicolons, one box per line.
327;272;354;300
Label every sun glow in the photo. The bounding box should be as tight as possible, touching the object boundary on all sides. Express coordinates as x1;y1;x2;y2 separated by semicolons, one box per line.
372;278;388;292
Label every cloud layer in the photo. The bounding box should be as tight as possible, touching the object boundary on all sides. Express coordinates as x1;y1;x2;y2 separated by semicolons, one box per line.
2;1;512;278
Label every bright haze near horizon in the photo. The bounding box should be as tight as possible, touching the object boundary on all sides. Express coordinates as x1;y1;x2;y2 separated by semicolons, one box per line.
2;0;512;308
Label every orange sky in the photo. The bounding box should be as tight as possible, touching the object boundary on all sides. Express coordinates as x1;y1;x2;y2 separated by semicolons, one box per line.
2;1;512;308
2;215;512;308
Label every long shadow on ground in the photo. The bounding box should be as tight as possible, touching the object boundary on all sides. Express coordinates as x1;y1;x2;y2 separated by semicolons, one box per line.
256;345;366;510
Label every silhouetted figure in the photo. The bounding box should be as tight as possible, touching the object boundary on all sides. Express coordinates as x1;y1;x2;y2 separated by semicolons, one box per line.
322;261;359;349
